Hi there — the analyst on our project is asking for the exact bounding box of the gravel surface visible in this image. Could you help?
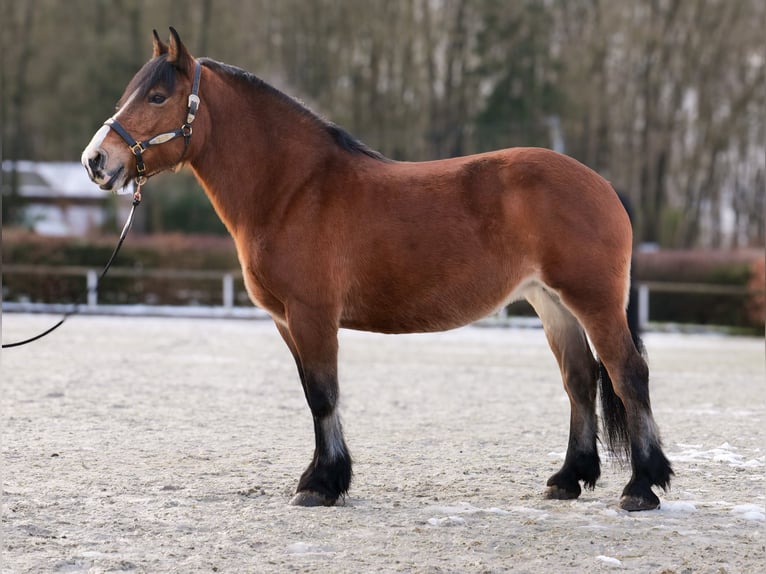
[2,314,764,573]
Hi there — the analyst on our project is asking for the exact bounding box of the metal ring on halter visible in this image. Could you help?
[130,142,146,155]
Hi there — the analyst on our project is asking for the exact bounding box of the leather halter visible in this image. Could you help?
[105,59,202,186]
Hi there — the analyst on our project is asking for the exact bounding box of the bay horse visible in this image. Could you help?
[82,28,672,511]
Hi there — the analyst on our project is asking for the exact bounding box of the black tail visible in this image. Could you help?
[598,358,631,461]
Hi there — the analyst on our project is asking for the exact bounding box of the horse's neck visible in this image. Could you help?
[189,74,333,234]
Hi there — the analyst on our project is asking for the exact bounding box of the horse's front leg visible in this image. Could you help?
[275,316,352,507]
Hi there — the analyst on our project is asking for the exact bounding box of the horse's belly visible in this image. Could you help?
[340,308,470,334]
[340,275,530,334]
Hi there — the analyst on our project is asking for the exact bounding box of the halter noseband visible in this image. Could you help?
[105,59,202,186]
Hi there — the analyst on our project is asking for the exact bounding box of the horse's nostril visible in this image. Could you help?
[88,151,104,172]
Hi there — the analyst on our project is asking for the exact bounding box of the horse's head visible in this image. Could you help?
[82,28,202,193]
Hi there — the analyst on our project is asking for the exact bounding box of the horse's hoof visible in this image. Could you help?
[290,490,336,507]
[545,484,580,500]
[619,493,660,511]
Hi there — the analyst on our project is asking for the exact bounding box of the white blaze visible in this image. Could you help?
[113,89,139,120]
[81,124,111,169]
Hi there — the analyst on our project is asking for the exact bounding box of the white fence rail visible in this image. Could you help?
[2,264,268,320]
[2,264,753,326]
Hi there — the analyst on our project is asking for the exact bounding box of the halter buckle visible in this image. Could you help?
[130,142,146,156]
[187,94,200,124]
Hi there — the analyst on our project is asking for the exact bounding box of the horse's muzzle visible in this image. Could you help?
[81,148,128,193]
[82,124,122,191]
[98,166,125,191]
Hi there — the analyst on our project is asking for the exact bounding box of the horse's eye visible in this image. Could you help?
[149,93,166,105]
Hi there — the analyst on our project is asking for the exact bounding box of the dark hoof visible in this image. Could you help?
[619,492,660,511]
[290,490,337,507]
[545,483,581,500]
[545,470,582,500]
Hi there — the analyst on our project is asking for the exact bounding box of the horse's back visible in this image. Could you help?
[372,146,631,275]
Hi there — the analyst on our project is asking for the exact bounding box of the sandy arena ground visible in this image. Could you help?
[2,314,764,573]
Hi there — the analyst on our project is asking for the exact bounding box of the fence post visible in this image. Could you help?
[638,283,649,330]
[86,269,98,307]
[222,273,234,308]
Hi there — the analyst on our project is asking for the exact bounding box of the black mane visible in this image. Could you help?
[199,58,390,162]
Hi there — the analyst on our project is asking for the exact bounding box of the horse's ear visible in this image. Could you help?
[152,29,169,57]
[167,27,193,73]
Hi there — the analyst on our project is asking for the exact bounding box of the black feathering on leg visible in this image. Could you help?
[295,415,353,504]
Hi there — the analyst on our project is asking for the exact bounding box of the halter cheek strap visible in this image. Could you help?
[106,60,202,185]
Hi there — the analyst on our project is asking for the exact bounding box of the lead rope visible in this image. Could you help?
[2,182,144,349]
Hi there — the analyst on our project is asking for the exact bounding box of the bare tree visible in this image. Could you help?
[2,0,762,246]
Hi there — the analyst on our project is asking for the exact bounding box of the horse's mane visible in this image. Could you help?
[199,58,390,162]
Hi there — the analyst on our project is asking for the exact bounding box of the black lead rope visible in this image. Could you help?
[2,187,143,349]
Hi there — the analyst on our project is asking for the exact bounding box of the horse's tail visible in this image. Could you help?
[598,330,642,462]
[599,191,642,460]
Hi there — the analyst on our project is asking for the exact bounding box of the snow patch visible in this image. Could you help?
[658,500,697,513]
[54,559,93,573]
[509,506,549,518]
[731,504,765,521]
[669,442,764,468]
[427,502,510,516]
[596,555,623,566]
[427,516,466,527]
[286,542,335,556]
[426,501,515,526]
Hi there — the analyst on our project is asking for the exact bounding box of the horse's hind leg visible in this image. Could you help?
[563,295,673,511]
[275,315,352,507]
[526,287,600,500]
